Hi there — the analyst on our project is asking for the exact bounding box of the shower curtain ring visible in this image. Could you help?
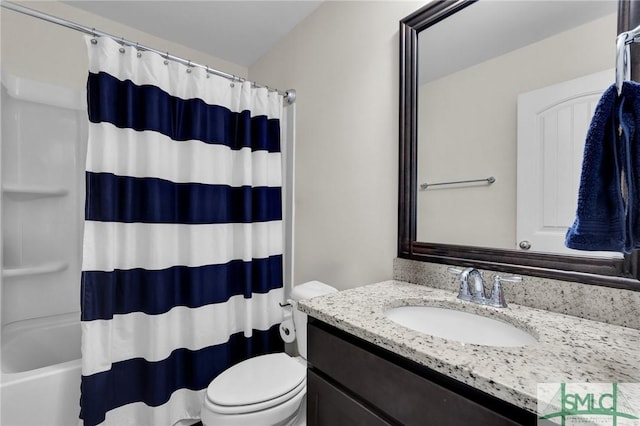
[118,37,125,53]
[135,42,142,58]
[90,28,97,45]
[164,52,169,66]
[186,60,192,73]
[206,66,210,78]
[230,75,235,87]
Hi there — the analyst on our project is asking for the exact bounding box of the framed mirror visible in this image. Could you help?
[399,0,640,290]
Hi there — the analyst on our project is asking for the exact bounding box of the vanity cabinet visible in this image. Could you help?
[306,318,537,426]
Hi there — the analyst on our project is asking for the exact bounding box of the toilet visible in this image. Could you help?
[201,281,338,426]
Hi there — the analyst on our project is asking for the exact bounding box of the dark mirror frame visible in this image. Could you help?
[399,0,640,291]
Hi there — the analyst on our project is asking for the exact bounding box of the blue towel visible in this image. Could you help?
[565,81,640,253]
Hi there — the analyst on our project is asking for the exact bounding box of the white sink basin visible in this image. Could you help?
[385,305,537,347]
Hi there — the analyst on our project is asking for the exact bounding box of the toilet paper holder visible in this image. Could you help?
[279,301,296,343]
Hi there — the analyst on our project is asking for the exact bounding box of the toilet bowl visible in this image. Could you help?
[200,281,337,426]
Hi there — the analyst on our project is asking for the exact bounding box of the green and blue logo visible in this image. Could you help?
[538,383,639,425]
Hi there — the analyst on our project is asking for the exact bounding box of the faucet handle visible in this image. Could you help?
[447,267,463,275]
[487,275,522,308]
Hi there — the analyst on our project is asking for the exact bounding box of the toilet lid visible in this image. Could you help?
[207,353,306,407]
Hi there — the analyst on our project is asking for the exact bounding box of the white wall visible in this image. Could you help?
[417,13,616,249]
[1,1,247,90]
[250,1,423,290]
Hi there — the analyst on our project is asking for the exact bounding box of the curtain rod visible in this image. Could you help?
[1,1,296,104]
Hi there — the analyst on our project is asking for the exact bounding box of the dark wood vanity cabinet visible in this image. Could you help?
[306,318,537,426]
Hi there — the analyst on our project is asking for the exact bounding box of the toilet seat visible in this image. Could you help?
[205,353,306,415]
[206,379,306,415]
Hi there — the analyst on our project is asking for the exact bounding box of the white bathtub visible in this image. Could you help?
[1,312,82,426]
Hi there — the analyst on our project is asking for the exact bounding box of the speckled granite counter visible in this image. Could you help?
[297,280,640,413]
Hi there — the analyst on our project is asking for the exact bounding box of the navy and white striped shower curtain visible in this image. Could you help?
[80,36,285,426]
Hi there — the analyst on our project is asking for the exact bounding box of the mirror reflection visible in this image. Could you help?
[416,1,620,257]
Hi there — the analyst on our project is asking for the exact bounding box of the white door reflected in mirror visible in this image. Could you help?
[516,69,621,259]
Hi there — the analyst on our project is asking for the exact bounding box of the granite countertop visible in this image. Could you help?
[297,280,640,413]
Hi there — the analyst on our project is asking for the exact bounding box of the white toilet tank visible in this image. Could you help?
[289,281,337,359]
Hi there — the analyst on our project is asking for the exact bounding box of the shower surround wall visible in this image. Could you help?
[1,73,87,426]
[1,73,87,325]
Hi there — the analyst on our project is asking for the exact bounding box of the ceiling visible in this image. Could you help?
[64,1,323,67]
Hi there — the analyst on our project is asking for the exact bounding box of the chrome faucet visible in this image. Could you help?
[452,267,482,302]
[466,268,487,301]
[447,267,521,308]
